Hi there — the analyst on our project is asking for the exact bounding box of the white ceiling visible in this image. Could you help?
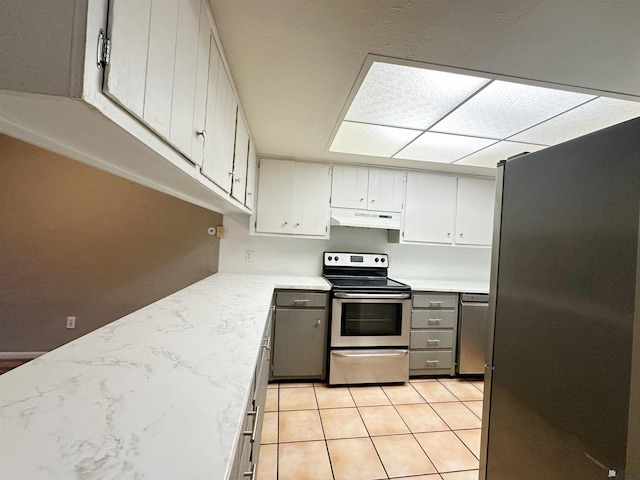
[208,0,640,176]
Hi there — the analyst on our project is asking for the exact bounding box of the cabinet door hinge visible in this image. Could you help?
[97,29,111,69]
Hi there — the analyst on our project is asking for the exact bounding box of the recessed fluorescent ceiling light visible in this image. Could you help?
[329,60,640,167]
[394,132,497,163]
[455,141,547,168]
[331,121,422,157]
[344,62,490,130]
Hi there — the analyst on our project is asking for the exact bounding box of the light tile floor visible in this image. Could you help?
[257,378,484,480]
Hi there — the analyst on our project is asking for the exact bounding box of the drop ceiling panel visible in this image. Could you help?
[394,132,497,163]
[455,140,547,168]
[345,62,490,130]
[510,96,640,145]
[330,121,421,157]
[431,81,595,139]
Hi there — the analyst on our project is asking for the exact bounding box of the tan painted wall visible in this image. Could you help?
[0,134,222,351]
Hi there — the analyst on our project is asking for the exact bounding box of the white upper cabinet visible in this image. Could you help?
[143,0,179,139]
[189,0,212,166]
[403,172,457,244]
[256,159,331,237]
[0,0,256,215]
[368,168,405,212]
[170,0,202,158]
[245,142,258,211]
[104,0,151,118]
[331,165,369,209]
[331,165,405,212]
[402,173,495,246]
[455,177,495,246]
[231,115,250,204]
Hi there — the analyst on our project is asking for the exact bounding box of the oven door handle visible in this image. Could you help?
[332,350,408,358]
[333,292,411,300]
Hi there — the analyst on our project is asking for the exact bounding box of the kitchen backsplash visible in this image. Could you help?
[219,215,491,281]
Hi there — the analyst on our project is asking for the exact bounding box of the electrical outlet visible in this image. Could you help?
[245,250,254,262]
[66,316,76,329]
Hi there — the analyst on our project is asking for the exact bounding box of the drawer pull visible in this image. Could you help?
[243,406,260,443]
[428,318,442,324]
[426,339,441,344]
[262,336,271,350]
[426,359,440,364]
[243,463,257,480]
[430,301,443,306]
[293,299,310,303]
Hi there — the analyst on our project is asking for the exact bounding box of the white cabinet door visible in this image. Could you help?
[169,0,201,157]
[256,159,330,236]
[245,141,257,211]
[292,162,331,236]
[330,165,369,209]
[455,177,495,246]
[231,116,249,203]
[368,168,405,212]
[143,0,179,139]
[403,172,456,244]
[204,55,237,192]
[104,0,151,118]
[189,0,211,166]
[201,39,221,182]
[256,159,295,234]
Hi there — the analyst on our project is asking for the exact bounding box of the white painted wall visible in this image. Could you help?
[219,214,491,281]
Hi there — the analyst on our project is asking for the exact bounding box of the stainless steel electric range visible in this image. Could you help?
[322,252,411,385]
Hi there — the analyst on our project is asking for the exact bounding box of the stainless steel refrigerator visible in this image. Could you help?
[480,117,640,480]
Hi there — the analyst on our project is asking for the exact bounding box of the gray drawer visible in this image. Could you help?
[276,291,328,308]
[413,292,458,309]
[411,310,457,329]
[410,350,453,370]
[410,330,454,349]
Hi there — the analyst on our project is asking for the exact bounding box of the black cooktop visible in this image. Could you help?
[324,275,410,291]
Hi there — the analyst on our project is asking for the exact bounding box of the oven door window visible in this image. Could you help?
[341,303,403,336]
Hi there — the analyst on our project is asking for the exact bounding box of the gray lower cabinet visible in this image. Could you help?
[410,292,458,376]
[229,306,272,480]
[272,290,328,380]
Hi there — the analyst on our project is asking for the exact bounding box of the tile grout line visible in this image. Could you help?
[312,383,337,480]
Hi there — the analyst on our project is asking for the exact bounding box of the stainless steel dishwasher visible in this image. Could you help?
[457,293,489,375]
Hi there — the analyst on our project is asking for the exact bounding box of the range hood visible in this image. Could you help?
[330,208,401,230]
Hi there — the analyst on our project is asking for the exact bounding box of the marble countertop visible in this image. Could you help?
[0,273,329,480]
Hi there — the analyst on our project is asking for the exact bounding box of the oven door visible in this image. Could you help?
[330,292,411,347]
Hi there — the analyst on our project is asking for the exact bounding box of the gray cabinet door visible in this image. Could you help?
[273,308,327,378]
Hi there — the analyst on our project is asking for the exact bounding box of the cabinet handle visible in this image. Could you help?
[447,232,451,237]
[243,406,260,443]
[359,198,365,202]
[235,178,241,183]
[293,299,310,303]
[426,359,440,364]
[430,301,443,306]
[196,129,207,139]
[229,171,234,176]
[283,221,288,226]
[316,319,322,326]
[428,318,442,324]
[243,463,257,480]
[371,199,376,203]
[247,192,252,196]
[459,233,464,237]
[427,339,441,344]
[262,336,271,350]
[294,222,300,227]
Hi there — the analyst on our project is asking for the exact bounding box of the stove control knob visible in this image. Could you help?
[374,257,379,263]
[335,256,339,261]
[328,256,333,261]
[380,258,386,263]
